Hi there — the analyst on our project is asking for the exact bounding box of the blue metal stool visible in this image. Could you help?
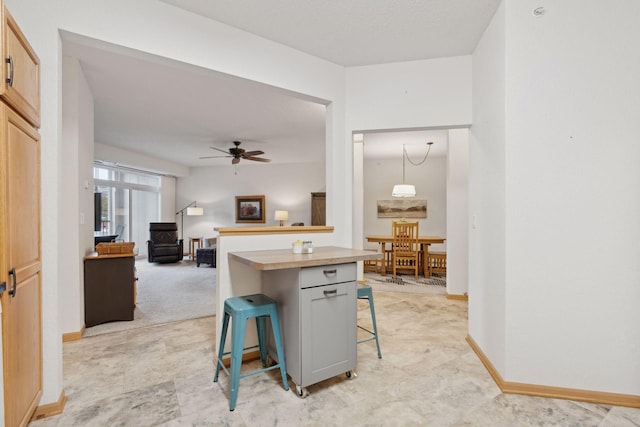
[213,294,289,411]
[357,283,382,358]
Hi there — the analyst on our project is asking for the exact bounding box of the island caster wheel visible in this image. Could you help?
[345,370,357,379]
[295,385,309,398]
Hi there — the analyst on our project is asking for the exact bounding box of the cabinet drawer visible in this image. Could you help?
[300,263,356,289]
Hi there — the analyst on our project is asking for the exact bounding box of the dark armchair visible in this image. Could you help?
[147,222,184,263]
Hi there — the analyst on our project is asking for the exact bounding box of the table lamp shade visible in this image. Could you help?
[274,210,289,221]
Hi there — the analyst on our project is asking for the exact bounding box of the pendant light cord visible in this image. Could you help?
[402,144,407,183]
[404,142,433,166]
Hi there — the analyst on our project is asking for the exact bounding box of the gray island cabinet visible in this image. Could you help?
[228,246,381,397]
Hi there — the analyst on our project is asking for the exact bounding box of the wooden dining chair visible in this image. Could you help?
[363,250,383,274]
[391,220,420,280]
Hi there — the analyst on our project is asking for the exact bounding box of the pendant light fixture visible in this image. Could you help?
[392,142,434,197]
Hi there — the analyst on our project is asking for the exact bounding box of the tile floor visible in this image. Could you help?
[30,290,640,426]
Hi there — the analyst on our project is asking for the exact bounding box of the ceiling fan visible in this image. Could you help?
[199,141,271,164]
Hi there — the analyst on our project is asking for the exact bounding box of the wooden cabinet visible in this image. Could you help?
[83,254,136,327]
[263,263,357,394]
[0,7,40,128]
[299,265,356,387]
[0,4,41,427]
[311,192,326,226]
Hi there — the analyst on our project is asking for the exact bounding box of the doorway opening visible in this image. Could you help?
[354,127,469,297]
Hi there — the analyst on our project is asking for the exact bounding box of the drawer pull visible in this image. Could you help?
[323,289,337,297]
[323,269,337,275]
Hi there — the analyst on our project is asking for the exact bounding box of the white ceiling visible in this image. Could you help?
[363,130,450,160]
[63,33,327,168]
[159,0,501,67]
[63,1,499,169]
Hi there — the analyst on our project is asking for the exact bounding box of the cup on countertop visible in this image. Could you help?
[292,241,303,254]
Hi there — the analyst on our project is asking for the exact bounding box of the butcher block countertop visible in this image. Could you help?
[228,246,382,271]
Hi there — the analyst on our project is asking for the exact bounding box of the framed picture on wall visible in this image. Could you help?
[235,195,266,223]
[377,199,427,218]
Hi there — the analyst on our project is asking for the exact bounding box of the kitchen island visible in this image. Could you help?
[228,246,381,397]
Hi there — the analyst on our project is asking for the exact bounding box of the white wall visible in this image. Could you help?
[503,0,640,393]
[6,0,348,407]
[469,0,507,375]
[60,56,95,334]
[446,129,468,296]
[160,176,177,222]
[346,56,472,131]
[470,0,640,395]
[94,142,189,178]
[176,162,325,239]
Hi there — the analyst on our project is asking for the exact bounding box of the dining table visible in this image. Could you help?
[365,235,445,277]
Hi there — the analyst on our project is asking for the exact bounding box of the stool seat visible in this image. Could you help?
[225,293,276,314]
[357,283,382,359]
[214,294,289,411]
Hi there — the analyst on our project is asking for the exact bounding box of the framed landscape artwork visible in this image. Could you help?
[236,195,266,223]
[377,199,427,218]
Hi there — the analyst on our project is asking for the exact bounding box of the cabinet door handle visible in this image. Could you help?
[8,268,16,297]
[323,269,337,275]
[323,289,337,297]
[5,56,13,86]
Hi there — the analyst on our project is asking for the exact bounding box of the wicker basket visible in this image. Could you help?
[95,241,135,255]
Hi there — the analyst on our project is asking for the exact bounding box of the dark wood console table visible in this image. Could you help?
[83,252,136,327]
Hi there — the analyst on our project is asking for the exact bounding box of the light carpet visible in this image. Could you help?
[83,259,216,337]
[363,272,446,294]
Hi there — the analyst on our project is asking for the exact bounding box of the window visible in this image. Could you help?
[94,164,161,257]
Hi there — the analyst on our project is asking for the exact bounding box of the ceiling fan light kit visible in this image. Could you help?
[199,140,272,164]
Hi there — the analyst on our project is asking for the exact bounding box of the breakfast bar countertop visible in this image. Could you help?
[228,246,382,271]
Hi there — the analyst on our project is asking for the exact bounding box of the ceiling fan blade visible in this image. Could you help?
[204,142,269,163]
[241,150,264,157]
[199,155,232,159]
[210,146,232,155]
[244,156,271,163]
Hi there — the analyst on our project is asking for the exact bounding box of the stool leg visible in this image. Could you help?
[255,316,267,367]
[368,295,382,359]
[269,308,289,390]
[213,311,230,382]
[229,315,247,411]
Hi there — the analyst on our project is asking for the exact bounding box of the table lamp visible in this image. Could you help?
[275,210,289,226]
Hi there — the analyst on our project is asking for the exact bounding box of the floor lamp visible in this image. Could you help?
[176,201,204,240]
